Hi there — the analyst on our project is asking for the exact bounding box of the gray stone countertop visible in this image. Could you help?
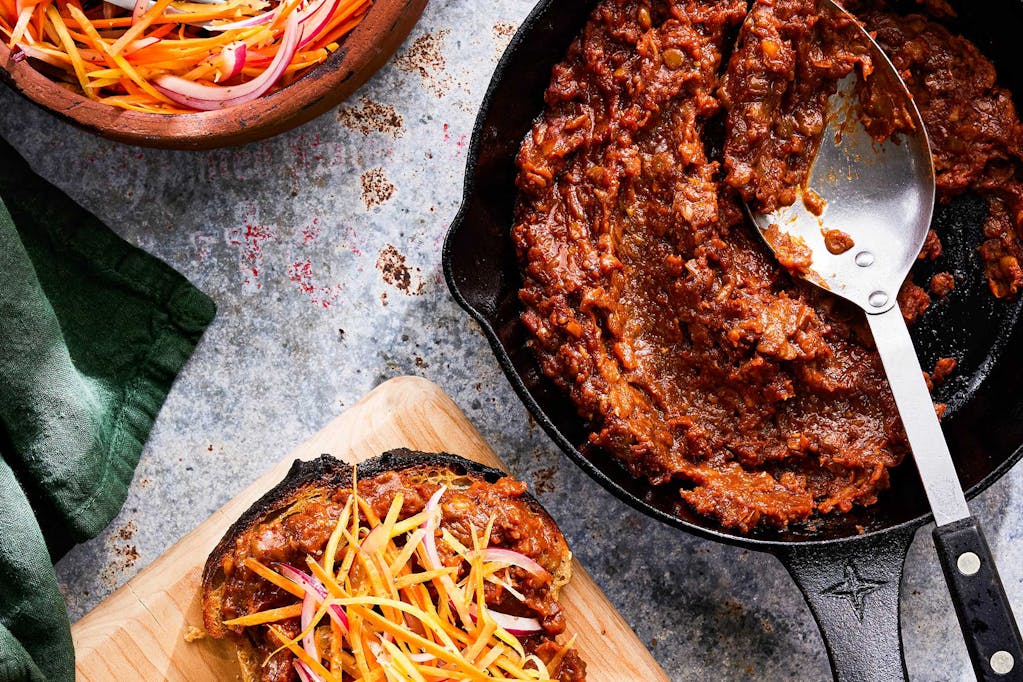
[2,1,1021,679]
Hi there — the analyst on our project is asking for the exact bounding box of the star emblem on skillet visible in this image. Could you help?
[822,560,887,620]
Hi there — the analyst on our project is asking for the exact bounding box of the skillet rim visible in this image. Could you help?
[441,0,1023,551]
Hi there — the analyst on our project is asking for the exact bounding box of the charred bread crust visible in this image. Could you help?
[202,449,571,639]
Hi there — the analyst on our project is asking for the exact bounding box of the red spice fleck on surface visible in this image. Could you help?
[441,123,468,154]
[287,258,343,309]
[228,213,276,290]
[289,260,316,293]
[301,218,321,244]
[195,234,218,264]
[288,132,326,170]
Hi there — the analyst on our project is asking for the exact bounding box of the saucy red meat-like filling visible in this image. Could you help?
[720,0,872,213]
[513,0,1023,531]
[218,471,583,681]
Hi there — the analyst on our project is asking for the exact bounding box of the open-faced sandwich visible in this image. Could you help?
[201,449,586,681]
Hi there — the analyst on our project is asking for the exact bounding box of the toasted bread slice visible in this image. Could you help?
[201,449,582,681]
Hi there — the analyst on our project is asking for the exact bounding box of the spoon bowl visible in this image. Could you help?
[748,12,935,314]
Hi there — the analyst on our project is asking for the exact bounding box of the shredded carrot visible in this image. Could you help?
[1,0,371,112]
[307,0,362,48]
[109,0,174,55]
[222,603,303,627]
[243,557,305,599]
[43,5,92,95]
[223,473,577,681]
[0,0,15,23]
[66,3,170,101]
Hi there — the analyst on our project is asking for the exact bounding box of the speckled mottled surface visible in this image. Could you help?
[2,1,1022,680]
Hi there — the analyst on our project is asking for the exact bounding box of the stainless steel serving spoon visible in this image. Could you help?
[746,2,1023,678]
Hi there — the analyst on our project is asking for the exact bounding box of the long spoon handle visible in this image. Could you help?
[867,307,968,524]
[867,306,1023,680]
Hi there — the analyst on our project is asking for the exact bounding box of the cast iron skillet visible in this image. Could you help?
[443,1,1023,679]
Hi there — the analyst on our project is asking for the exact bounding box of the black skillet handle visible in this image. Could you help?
[933,516,1023,680]
[776,527,915,682]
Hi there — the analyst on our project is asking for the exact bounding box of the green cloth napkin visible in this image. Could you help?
[0,137,216,682]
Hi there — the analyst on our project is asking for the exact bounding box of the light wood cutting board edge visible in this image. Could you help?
[71,375,669,681]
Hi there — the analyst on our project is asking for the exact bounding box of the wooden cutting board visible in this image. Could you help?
[72,376,669,681]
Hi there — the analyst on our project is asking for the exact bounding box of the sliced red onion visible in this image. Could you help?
[13,43,64,67]
[204,0,325,33]
[420,486,446,570]
[490,609,542,636]
[240,49,274,67]
[276,564,323,595]
[153,10,299,110]
[300,588,318,662]
[275,563,349,633]
[296,0,336,49]
[292,660,324,682]
[101,0,134,9]
[131,0,147,24]
[123,36,160,54]
[476,548,550,579]
[327,604,348,633]
[407,652,436,663]
[218,41,246,81]
[467,603,542,636]
[100,0,220,11]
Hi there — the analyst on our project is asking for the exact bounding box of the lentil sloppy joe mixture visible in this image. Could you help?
[513,0,1023,531]
[212,460,584,681]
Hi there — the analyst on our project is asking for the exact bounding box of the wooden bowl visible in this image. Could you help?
[0,0,428,149]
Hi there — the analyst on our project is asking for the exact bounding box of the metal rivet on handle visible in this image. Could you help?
[868,291,889,308]
[957,551,981,576]
[991,650,1015,675]
[854,251,874,267]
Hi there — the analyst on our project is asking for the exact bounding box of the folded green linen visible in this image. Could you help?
[0,137,215,681]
